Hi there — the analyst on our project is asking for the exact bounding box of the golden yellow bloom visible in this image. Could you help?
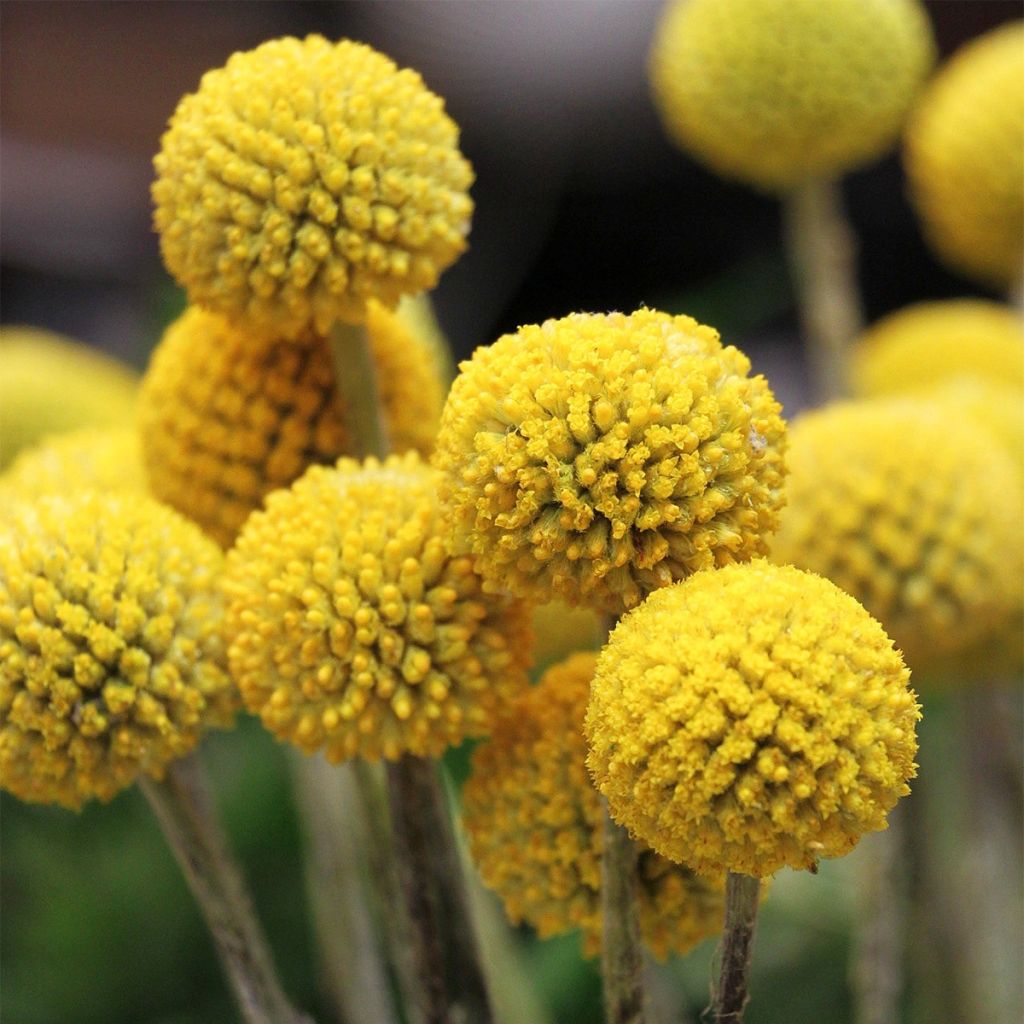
[585,562,918,877]
[650,0,934,190]
[433,309,786,613]
[0,327,138,470]
[153,35,474,338]
[464,652,725,958]
[925,377,1024,473]
[0,492,234,810]
[224,452,531,762]
[770,400,1023,671]
[905,22,1024,289]
[139,303,444,548]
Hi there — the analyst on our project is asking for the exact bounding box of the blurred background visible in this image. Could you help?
[1,2,1020,1022]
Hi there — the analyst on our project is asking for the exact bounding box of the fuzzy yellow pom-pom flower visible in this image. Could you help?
[851,299,1024,397]
[905,22,1024,289]
[585,562,918,877]
[464,652,725,959]
[224,452,531,762]
[153,35,474,338]
[649,0,934,191]
[0,327,138,470]
[0,492,233,810]
[433,308,786,613]
[770,401,1023,671]
[139,302,445,548]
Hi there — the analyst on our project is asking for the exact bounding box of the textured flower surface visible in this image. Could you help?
[433,309,786,613]
[139,302,444,548]
[770,400,1023,671]
[224,452,531,761]
[585,562,918,877]
[0,492,233,810]
[905,22,1024,288]
[464,652,725,959]
[650,0,934,190]
[153,35,474,337]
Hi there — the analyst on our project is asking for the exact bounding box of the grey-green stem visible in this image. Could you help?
[712,871,762,1024]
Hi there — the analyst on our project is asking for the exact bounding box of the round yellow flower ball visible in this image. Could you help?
[0,492,234,810]
[433,308,787,613]
[224,452,532,762]
[139,302,445,548]
[905,22,1024,289]
[650,0,935,190]
[153,35,474,338]
[585,562,918,877]
[464,652,725,959]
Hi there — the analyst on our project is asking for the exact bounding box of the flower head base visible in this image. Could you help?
[585,562,918,878]
[153,35,474,338]
[0,492,233,809]
[464,652,725,959]
[224,452,532,762]
[433,309,786,613]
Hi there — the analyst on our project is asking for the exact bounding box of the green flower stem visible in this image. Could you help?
[712,871,762,1024]
[140,754,311,1024]
[328,320,390,461]
[783,177,865,402]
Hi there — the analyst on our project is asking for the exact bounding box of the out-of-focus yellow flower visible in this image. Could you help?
[224,452,531,762]
[153,35,474,338]
[396,292,457,386]
[650,0,934,190]
[585,562,918,878]
[433,309,786,613]
[530,602,603,669]
[0,492,234,810]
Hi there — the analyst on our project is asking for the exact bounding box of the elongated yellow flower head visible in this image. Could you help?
[433,309,787,613]
[139,303,445,548]
[0,492,234,809]
[0,327,138,470]
[770,401,1024,670]
[650,0,934,190]
[585,562,918,877]
[905,22,1024,289]
[851,299,1024,397]
[224,452,532,762]
[464,652,725,958]
[153,35,474,338]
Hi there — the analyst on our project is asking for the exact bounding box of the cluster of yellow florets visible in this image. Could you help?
[0,492,234,809]
[223,452,531,762]
[585,561,918,878]
[649,0,934,190]
[153,35,474,338]
[464,652,725,958]
[433,309,787,613]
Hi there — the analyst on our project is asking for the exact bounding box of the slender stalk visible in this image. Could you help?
[328,320,389,460]
[712,872,761,1024]
[140,754,310,1024]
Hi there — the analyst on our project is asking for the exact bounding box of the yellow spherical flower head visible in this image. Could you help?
[139,303,445,548]
[585,562,918,878]
[905,22,1024,289]
[433,309,787,613]
[0,492,234,810]
[650,0,934,191]
[464,652,725,959]
[153,35,474,338]
[770,400,1023,671]
[851,299,1024,397]
[224,452,531,762]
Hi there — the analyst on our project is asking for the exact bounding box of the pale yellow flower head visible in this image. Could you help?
[585,562,918,878]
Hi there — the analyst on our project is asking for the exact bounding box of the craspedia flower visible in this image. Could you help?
[153,35,474,338]
[585,562,918,877]
[531,601,603,669]
[649,0,934,191]
[0,492,234,810]
[905,22,1024,289]
[433,308,787,613]
[464,652,725,959]
[139,302,445,548]
[224,451,531,762]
